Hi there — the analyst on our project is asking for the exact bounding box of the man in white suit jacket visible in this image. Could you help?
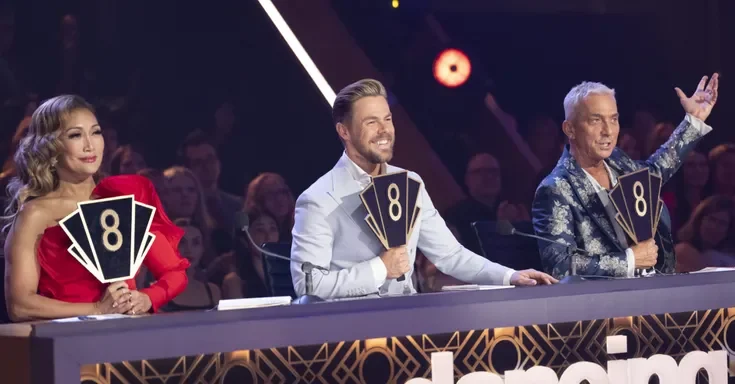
[291,79,556,299]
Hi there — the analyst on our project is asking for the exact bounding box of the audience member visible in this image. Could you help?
[527,115,563,169]
[675,195,735,272]
[244,172,295,241]
[0,116,30,191]
[631,109,657,147]
[109,144,147,175]
[99,124,119,175]
[645,122,676,156]
[662,150,710,235]
[161,219,221,312]
[414,250,463,293]
[444,152,529,254]
[55,14,96,96]
[136,168,166,197]
[220,211,280,299]
[707,143,735,197]
[617,131,641,160]
[178,131,241,238]
[162,166,217,262]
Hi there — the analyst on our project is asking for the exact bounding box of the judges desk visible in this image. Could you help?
[2,272,735,384]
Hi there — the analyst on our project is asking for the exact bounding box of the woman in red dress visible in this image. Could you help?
[3,95,189,322]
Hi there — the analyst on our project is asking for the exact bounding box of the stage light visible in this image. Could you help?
[433,48,471,88]
[257,0,336,106]
[392,0,399,8]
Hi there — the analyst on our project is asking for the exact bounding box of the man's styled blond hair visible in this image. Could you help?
[332,79,387,125]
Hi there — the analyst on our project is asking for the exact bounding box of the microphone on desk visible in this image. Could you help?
[235,211,327,304]
[494,220,612,283]
[495,220,590,257]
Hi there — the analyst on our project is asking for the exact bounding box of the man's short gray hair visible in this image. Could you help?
[563,81,615,120]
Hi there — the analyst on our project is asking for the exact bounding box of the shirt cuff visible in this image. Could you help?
[625,248,636,278]
[369,257,388,288]
[685,113,713,135]
[502,269,516,286]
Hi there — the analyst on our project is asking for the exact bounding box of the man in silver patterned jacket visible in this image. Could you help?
[532,74,719,279]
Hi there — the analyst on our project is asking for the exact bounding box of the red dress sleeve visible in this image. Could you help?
[139,231,189,312]
[93,175,191,312]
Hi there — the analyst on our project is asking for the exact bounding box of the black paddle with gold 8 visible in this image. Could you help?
[360,171,422,282]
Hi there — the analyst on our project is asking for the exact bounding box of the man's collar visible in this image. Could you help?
[341,151,386,182]
[581,161,617,192]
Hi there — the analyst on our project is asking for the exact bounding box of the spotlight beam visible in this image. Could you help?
[257,0,337,107]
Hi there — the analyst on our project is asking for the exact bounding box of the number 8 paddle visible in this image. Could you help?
[100,209,123,252]
[633,181,647,217]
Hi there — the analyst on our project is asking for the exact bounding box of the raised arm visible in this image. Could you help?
[290,193,383,299]
[4,204,129,322]
[639,115,711,184]
[640,74,719,183]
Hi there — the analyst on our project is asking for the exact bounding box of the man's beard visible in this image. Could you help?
[355,139,394,165]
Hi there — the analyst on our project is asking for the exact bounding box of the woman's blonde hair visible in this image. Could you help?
[162,166,216,232]
[244,172,294,233]
[2,95,95,231]
[163,166,217,266]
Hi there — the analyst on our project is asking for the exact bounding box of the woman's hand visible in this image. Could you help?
[126,291,152,315]
[94,281,132,314]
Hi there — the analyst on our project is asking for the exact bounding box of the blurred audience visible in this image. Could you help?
[707,144,735,197]
[99,124,119,175]
[645,122,676,157]
[136,168,166,196]
[444,152,529,254]
[675,195,735,272]
[662,151,710,235]
[179,131,241,241]
[0,116,30,193]
[220,211,280,299]
[526,115,563,169]
[618,131,641,160]
[161,219,221,311]
[631,109,657,148]
[109,144,147,175]
[162,166,218,263]
[244,172,295,241]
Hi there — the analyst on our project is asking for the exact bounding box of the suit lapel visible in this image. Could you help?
[328,160,363,227]
[559,147,624,251]
[328,157,393,256]
[606,148,642,176]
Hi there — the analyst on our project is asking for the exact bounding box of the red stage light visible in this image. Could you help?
[433,48,471,88]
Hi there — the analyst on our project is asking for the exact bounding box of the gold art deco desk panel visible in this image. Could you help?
[2,272,735,384]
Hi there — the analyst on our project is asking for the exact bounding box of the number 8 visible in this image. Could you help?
[633,181,647,217]
[387,183,402,221]
[100,209,123,252]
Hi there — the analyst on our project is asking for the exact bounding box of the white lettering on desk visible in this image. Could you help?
[405,335,727,384]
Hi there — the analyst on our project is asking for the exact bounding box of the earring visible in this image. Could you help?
[50,158,58,169]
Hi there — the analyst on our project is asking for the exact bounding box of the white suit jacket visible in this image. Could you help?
[290,153,515,299]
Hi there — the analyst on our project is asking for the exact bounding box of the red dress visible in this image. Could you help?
[36,175,190,312]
